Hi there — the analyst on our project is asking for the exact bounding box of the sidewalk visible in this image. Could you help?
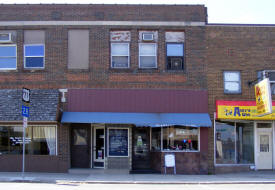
[0,169,274,184]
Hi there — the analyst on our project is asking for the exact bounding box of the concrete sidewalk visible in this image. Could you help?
[0,170,274,184]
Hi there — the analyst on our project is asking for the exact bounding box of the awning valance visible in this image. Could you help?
[61,112,212,127]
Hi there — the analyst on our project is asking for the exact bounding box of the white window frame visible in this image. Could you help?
[0,124,58,156]
[111,43,130,68]
[223,71,241,94]
[0,44,17,70]
[107,127,129,157]
[139,43,157,69]
[24,44,45,69]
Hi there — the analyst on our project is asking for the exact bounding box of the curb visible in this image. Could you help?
[1,179,275,185]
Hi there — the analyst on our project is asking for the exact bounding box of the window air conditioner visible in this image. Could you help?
[142,33,154,41]
[267,71,275,82]
[0,33,12,43]
[170,58,183,70]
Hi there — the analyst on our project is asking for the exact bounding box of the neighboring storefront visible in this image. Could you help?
[61,88,212,174]
[215,100,275,173]
[0,89,66,172]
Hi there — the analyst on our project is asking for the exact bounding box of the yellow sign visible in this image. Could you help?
[255,78,272,116]
[216,100,275,120]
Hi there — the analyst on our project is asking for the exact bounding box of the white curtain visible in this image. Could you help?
[43,127,56,155]
[33,126,56,155]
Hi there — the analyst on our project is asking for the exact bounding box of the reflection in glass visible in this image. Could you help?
[236,122,254,164]
[162,126,198,151]
[215,122,235,164]
[0,126,56,155]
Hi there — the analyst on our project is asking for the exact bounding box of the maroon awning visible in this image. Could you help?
[67,89,208,113]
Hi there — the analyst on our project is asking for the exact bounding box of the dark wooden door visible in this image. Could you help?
[71,126,90,168]
[132,127,151,170]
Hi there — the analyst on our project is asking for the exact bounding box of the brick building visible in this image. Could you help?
[207,25,275,173]
[0,4,274,174]
[0,4,211,174]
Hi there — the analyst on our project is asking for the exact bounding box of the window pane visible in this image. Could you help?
[236,122,254,164]
[140,56,156,68]
[167,44,183,56]
[0,126,23,155]
[215,122,236,164]
[0,46,16,57]
[271,83,275,95]
[112,56,129,68]
[31,126,56,155]
[0,58,16,69]
[111,43,129,55]
[224,72,240,81]
[163,126,199,151]
[0,126,56,155]
[151,128,161,151]
[139,44,155,55]
[25,57,44,68]
[25,45,44,56]
[225,81,240,92]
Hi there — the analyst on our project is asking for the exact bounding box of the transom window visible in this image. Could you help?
[24,44,45,68]
[139,43,157,68]
[224,71,241,94]
[111,43,129,68]
[0,45,17,70]
[166,43,184,70]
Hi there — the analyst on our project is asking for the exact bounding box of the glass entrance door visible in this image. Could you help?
[93,127,105,168]
[132,127,151,170]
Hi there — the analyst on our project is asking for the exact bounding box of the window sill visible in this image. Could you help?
[152,150,199,153]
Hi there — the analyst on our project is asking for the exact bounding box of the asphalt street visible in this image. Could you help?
[1,183,275,190]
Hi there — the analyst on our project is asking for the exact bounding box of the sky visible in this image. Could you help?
[1,0,275,24]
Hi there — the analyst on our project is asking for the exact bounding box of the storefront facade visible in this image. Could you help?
[214,100,275,173]
[61,89,211,174]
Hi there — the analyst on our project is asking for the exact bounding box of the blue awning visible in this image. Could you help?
[61,112,212,127]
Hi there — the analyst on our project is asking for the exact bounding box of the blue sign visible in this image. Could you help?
[22,105,30,117]
[108,129,128,156]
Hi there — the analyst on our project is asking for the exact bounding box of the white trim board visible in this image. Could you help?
[0,21,205,26]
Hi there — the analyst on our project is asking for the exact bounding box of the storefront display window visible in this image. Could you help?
[151,126,199,152]
[163,126,199,151]
[236,123,254,164]
[151,128,161,151]
[0,125,57,155]
[215,121,254,164]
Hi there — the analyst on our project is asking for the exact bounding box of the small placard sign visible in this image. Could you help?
[165,154,175,167]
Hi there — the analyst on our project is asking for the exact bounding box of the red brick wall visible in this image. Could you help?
[0,4,207,22]
[206,25,275,173]
[0,26,207,91]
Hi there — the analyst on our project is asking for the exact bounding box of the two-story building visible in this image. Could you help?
[0,4,211,174]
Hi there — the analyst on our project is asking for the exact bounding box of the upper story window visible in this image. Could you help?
[258,70,275,95]
[224,71,241,94]
[110,31,131,69]
[111,43,129,68]
[166,43,184,70]
[24,44,45,68]
[139,31,158,69]
[24,30,45,69]
[165,32,185,70]
[68,30,89,70]
[0,45,17,70]
[139,43,157,68]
